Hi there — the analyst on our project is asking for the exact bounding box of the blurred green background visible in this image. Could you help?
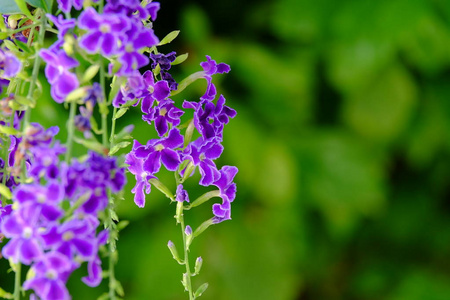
[4,0,450,299]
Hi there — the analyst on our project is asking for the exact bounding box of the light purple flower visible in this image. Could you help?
[40,49,79,103]
[212,166,238,223]
[78,7,130,56]
[125,150,154,208]
[200,55,230,101]
[0,49,22,78]
[176,184,189,203]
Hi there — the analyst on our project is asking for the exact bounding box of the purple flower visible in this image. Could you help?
[117,23,158,75]
[200,55,230,101]
[47,14,76,40]
[133,128,184,175]
[0,49,22,78]
[125,151,155,208]
[142,99,184,137]
[176,184,189,203]
[182,137,223,186]
[150,52,178,90]
[113,71,146,107]
[78,7,130,56]
[40,49,79,103]
[212,166,238,223]
[23,251,72,300]
[56,0,83,13]
[183,95,236,140]
[140,70,170,112]
[105,0,159,21]
[1,204,43,264]
[41,219,96,260]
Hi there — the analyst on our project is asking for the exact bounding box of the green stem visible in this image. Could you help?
[13,262,21,300]
[179,208,194,299]
[65,101,77,163]
[24,11,47,127]
[109,107,117,146]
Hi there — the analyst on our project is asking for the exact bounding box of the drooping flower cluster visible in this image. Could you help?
[0,130,126,299]
[123,55,238,222]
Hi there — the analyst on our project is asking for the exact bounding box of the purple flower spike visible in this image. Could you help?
[78,7,130,56]
[40,49,79,103]
[23,251,72,300]
[133,128,184,175]
[0,49,22,78]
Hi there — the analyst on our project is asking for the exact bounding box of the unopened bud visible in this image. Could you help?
[193,256,203,276]
[167,240,182,264]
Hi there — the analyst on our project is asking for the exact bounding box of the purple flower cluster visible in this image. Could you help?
[123,55,238,222]
[0,126,126,299]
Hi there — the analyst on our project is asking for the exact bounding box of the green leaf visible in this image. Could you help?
[0,125,21,136]
[0,0,21,14]
[158,30,180,46]
[108,141,131,155]
[14,95,35,108]
[81,64,100,84]
[113,107,128,120]
[14,39,31,53]
[194,283,209,298]
[25,0,52,12]
[74,137,108,154]
[172,53,189,65]
[2,39,20,54]
[187,190,221,209]
[0,286,13,299]
[0,184,12,200]
[148,178,174,201]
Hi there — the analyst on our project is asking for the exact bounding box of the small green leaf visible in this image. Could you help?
[172,53,188,65]
[158,30,180,46]
[0,125,21,136]
[187,190,220,209]
[81,64,100,84]
[2,39,20,54]
[148,178,174,201]
[194,283,208,298]
[13,0,34,20]
[113,107,128,120]
[14,95,35,108]
[0,184,12,200]
[74,137,108,154]
[109,141,131,155]
[117,220,129,231]
[0,286,13,299]
[14,39,31,53]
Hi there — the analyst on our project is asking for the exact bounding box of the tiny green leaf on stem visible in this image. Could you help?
[113,107,128,120]
[172,53,188,66]
[12,0,34,20]
[194,283,208,298]
[108,141,131,155]
[0,183,12,200]
[193,219,214,238]
[158,30,180,46]
[187,190,221,209]
[149,178,174,201]
[0,125,21,136]
[0,286,13,299]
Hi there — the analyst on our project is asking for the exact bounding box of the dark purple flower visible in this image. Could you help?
[0,49,22,78]
[125,151,154,208]
[78,7,130,56]
[133,128,184,174]
[74,106,92,132]
[200,55,230,101]
[150,52,178,90]
[212,166,238,223]
[183,95,236,141]
[40,49,79,103]
[142,99,184,137]
[140,70,170,112]
[23,251,72,300]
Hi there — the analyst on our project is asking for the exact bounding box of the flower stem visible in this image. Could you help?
[65,101,77,163]
[179,206,194,300]
[13,262,21,300]
[24,11,47,127]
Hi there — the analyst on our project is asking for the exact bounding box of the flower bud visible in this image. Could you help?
[185,225,192,236]
[193,256,203,276]
[167,240,182,264]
